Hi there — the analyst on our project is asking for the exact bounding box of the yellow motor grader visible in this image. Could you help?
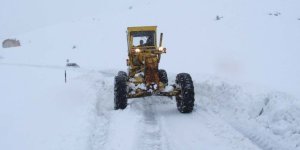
[114,26,195,113]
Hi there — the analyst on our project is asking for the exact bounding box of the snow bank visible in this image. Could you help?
[194,77,300,150]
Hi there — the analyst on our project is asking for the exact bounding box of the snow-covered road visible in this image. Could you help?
[1,63,299,150]
[86,72,259,150]
[80,70,295,150]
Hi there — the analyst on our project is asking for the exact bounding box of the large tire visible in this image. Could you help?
[158,69,168,85]
[114,74,128,110]
[118,71,127,78]
[175,73,195,113]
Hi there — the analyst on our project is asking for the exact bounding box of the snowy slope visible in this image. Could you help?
[1,0,300,150]
[2,0,300,97]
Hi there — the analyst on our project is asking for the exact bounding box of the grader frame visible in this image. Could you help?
[114,26,195,113]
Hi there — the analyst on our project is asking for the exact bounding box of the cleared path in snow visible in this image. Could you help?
[88,71,262,150]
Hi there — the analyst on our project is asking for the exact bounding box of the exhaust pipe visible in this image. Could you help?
[159,33,163,47]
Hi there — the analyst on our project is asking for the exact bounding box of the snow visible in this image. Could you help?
[1,0,300,150]
[196,78,300,150]
[162,85,174,92]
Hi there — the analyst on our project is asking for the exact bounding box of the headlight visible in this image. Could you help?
[158,47,164,51]
[158,47,166,52]
[135,48,141,53]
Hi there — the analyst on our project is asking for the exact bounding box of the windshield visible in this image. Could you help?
[131,31,155,47]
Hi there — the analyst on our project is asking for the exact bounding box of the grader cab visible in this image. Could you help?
[114,26,195,113]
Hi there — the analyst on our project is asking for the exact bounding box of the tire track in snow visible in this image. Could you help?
[194,109,262,150]
[87,72,263,150]
[89,72,142,150]
[88,74,114,150]
[156,100,261,150]
[135,98,164,150]
[88,97,111,150]
[229,122,294,150]
[194,81,295,150]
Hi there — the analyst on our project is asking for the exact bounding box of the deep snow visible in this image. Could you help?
[1,0,300,150]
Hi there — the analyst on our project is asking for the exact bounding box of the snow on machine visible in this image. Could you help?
[114,26,195,113]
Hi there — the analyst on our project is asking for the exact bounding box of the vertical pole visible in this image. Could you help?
[65,70,67,83]
[159,33,163,47]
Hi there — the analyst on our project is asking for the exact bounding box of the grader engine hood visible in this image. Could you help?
[144,53,159,86]
[127,26,166,78]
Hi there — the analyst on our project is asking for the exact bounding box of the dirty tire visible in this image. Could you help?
[158,69,168,85]
[114,74,128,110]
[175,73,195,113]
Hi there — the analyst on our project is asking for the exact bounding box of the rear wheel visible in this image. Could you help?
[114,74,128,110]
[158,69,168,85]
[175,73,195,113]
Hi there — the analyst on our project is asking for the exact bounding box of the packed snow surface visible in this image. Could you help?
[1,0,300,150]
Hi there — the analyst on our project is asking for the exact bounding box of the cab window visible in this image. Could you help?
[131,31,155,47]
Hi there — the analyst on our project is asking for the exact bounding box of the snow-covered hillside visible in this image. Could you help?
[1,0,300,150]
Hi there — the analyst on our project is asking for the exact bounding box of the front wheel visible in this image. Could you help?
[175,73,195,113]
[158,69,168,85]
[114,74,128,110]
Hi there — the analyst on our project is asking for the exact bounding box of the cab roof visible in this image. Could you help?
[127,26,157,32]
